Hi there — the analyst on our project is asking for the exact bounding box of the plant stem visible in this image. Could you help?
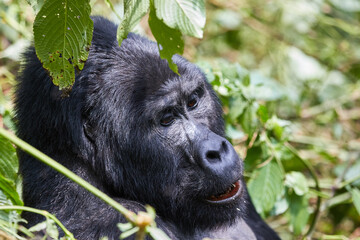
[0,128,133,222]
[0,205,74,239]
[339,174,360,189]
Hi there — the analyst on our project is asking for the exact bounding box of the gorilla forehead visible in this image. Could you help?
[145,72,205,109]
[114,41,207,113]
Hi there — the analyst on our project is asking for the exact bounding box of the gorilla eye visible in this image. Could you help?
[160,112,175,126]
[187,95,198,109]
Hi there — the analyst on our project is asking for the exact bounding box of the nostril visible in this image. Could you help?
[206,150,221,163]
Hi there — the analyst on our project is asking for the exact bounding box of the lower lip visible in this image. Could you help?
[205,180,242,205]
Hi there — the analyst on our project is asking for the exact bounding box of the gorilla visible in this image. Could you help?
[15,17,280,240]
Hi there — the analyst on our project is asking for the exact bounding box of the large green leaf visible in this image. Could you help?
[248,161,284,215]
[117,0,150,46]
[33,0,93,89]
[153,0,205,38]
[149,4,184,74]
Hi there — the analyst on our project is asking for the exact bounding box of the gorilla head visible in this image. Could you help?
[16,17,278,239]
[81,23,244,232]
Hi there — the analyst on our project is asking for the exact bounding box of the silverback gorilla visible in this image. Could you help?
[15,17,280,240]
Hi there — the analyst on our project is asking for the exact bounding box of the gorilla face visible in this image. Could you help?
[132,67,244,231]
[82,42,245,231]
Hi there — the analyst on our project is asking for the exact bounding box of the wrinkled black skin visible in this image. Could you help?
[15,17,280,240]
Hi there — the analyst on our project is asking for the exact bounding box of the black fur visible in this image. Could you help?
[15,17,280,240]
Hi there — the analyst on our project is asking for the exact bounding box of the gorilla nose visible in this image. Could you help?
[197,132,241,176]
[205,141,228,163]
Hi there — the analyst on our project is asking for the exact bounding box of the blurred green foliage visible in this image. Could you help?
[1,0,360,239]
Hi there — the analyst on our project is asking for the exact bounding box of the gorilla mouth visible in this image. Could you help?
[206,180,241,204]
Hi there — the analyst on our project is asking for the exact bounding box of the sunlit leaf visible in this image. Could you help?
[285,171,309,196]
[46,219,59,239]
[117,0,150,45]
[153,0,205,38]
[28,221,47,232]
[271,197,289,215]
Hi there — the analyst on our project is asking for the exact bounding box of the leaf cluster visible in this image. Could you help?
[30,0,206,89]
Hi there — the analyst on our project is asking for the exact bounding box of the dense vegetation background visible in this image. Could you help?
[0,0,360,239]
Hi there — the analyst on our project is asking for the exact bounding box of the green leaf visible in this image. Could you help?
[0,177,23,206]
[145,205,156,220]
[33,0,93,89]
[287,193,309,235]
[117,222,133,232]
[244,145,262,172]
[28,221,47,232]
[228,95,247,121]
[239,103,259,137]
[351,188,360,216]
[265,116,291,141]
[225,125,245,140]
[117,0,150,46]
[0,136,18,182]
[257,105,269,123]
[2,110,16,133]
[46,218,59,239]
[242,74,250,87]
[153,0,205,38]
[271,197,289,215]
[0,137,22,206]
[120,226,139,239]
[26,0,45,13]
[248,161,284,215]
[148,3,184,74]
[334,162,360,187]
[196,61,215,83]
[285,171,309,196]
[147,226,171,240]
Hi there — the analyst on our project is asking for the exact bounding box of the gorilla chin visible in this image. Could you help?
[15,16,280,240]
